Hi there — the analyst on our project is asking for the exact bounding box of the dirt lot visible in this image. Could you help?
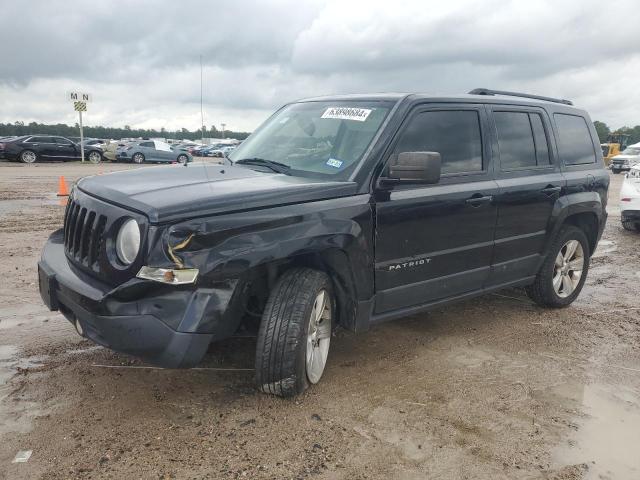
[0,161,639,480]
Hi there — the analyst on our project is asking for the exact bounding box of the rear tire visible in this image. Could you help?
[526,225,590,308]
[612,169,620,174]
[255,268,333,397]
[88,150,102,164]
[20,150,37,164]
[177,154,188,163]
[622,220,640,232]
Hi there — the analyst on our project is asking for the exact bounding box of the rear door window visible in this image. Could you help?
[28,136,53,143]
[554,114,596,165]
[494,111,551,170]
[494,112,536,169]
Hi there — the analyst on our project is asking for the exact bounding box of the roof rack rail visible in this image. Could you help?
[468,88,573,106]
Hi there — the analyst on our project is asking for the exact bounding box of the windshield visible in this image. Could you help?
[622,147,640,156]
[229,101,393,179]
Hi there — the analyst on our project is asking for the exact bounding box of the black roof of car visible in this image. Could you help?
[297,89,579,109]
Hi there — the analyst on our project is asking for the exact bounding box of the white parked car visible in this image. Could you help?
[621,164,640,232]
[611,142,640,174]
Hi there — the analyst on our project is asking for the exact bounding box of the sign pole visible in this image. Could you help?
[79,109,85,163]
[68,92,91,163]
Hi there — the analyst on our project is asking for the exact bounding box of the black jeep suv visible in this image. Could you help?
[38,89,609,397]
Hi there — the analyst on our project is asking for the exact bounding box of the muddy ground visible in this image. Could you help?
[0,161,639,480]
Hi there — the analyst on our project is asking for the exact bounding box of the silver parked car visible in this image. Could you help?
[115,140,192,164]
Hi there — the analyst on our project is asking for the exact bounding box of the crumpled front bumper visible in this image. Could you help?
[38,230,241,368]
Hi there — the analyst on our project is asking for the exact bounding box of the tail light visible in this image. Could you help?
[621,198,631,202]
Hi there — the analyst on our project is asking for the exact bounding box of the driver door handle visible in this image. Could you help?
[465,194,493,207]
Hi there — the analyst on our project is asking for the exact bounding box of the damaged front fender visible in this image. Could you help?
[145,194,376,331]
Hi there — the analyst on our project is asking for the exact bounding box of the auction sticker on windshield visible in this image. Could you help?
[321,107,372,122]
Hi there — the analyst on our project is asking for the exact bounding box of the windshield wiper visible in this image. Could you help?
[234,157,291,174]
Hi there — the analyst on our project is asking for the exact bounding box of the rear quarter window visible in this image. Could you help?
[554,114,596,165]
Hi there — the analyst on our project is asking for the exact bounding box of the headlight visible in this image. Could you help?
[115,219,140,265]
[137,266,199,285]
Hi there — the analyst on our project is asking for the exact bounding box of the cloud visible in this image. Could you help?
[1,0,639,131]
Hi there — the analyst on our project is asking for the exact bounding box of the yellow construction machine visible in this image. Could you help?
[601,133,630,165]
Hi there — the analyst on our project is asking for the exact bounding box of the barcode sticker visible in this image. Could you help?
[321,107,372,122]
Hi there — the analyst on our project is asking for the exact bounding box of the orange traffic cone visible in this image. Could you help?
[57,176,69,196]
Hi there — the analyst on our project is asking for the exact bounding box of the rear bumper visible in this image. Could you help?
[37,230,243,368]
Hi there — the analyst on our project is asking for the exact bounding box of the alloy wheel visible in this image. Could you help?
[21,151,36,163]
[305,289,332,384]
[88,151,101,164]
[552,240,584,298]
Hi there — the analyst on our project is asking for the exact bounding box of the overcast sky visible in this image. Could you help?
[1,0,639,132]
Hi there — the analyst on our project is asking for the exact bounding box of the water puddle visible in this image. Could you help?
[551,382,640,479]
[593,239,617,257]
[0,196,62,216]
[0,345,49,436]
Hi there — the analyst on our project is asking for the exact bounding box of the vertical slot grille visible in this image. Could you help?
[63,199,108,273]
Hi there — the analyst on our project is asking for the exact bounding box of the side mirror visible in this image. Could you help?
[388,151,441,184]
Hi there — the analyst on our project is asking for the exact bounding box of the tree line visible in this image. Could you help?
[0,121,251,141]
[593,121,640,145]
[2,119,640,146]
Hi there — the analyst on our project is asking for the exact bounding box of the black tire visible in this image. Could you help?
[255,268,333,397]
[132,152,145,164]
[177,154,188,163]
[612,169,620,174]
[526,225,590,308]
[622,220,640,232]
[20,149,37,164]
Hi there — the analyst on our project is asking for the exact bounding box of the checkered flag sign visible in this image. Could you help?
[74,101,87,112]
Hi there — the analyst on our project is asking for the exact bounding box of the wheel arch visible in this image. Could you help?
[239,248,359,332]
[547,194,603,258]
[563,212,599,255]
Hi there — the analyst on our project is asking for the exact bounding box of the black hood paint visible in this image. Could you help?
[77,164,357,223]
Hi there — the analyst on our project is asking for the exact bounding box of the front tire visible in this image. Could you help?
[526,225,590,308]
[20,150,37,164]
[132,153,145,164]
[255,268,333,397]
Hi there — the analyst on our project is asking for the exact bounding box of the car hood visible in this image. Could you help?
[77,164,357,223]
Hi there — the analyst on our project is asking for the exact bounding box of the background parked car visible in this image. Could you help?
[0,135,103,163]
[208,145,237,157]
[102,140,131,162]
[81,138,108,149]
[115,140,192,164]
[621,164,640,231]
[611,142,640,173]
